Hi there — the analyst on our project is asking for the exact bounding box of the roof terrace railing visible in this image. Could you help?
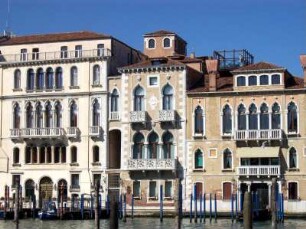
[0,48,111,63]
[213,49,254,70]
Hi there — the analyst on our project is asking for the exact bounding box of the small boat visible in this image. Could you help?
[38,201,58,220]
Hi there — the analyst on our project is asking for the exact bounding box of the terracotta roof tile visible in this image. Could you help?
[119,57,185,71]
[0,31,111,46]
[144,30,176,36]
[232,62,284,72]
[285,76,304,89]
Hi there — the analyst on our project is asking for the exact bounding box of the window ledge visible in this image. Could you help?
[222,169,234,172]
[287,132,299,136]
[133,196,141,200]
[193,168,205,172]
[70,163,79,166]
[45,88,53,92]
[26,89,34,93]
[288,168,299,172]
[193,133,205,138]
[148,197,158,201]
[54,88,64,91]
[288,199,301,202]
[92,84,102,88]
[164,197,173,201]
[13,88,22,92]
[12,163,21,167]
[221,133,233,138]
[92,162,101,166]
[69,86,80,89]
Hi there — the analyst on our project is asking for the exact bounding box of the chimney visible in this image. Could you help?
[300,55,306,87]
[205,59,218,91]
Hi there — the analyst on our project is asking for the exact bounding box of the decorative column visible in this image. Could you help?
[37,146,40,164]
[247,183,251,192]
[268,183,272,208]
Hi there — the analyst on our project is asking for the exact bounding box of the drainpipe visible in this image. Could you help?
[87,61,92,188]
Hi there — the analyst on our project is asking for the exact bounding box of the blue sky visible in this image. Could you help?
[0,0,305,76]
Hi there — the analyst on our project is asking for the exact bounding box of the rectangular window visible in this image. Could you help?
[25,147,31,163]
[20,49,27,61]
[32,148,37,163]
[39,148,45,163]
[272,74,281,85]
[148,76,159,87]
[133,181,141,198]
[260,75,269,85]
[61,147,66,163]
[288,182,298,200]
[165,181,172,198]
[61,46,68,59]
[12,175,20,188]
[54,147,60,163]
[71,174,80,188]
[97,44,104,56]
[47,147,52,163]
[271,158,279,165]
[13,149,19,164]
[75,45,82,58]
[240,158,249,166]
[223,182,232,200]
[32,48,39,60]
[149,181,157,199]
[93,174,101,186]
[194,182,203,199]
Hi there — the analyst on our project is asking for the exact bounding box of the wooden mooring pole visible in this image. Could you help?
[109,196,118,229]
[95,180,100,229]
[271,178,277,229]
[122,194,127,223]
[243,192,252,229]
[4,185,8,220]
[174,178,181,229]
[14,183,20,229]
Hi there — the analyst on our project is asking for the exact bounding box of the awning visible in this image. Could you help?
[237,147,279,158]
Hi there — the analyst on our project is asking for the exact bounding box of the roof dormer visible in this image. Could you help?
[231,62,286,91]
[143,30,187,58]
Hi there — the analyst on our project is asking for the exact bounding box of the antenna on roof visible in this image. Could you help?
[4,0,12,37]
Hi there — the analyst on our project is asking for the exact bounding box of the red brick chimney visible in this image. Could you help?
[205,59,218,91]
[300,55,306,87]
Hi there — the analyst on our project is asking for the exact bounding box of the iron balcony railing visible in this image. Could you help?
[10,128,21,138]
[159,110,176,122]
[0,48,111,63]
[130,111,147,123]
[235,129,282,141]
[12,127,66,138]
[127,159,176,170]
[237,166,280,177]
[89,126,101,137]
[110,111,120,121]
[66,127,80,138]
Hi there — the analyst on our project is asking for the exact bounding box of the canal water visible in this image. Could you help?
[0,218,305,229]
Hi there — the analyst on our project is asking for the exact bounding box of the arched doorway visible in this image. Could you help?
[108,129,121,169]
[25,179,35,201]
[39,177,53,208]
[57,179,68,202]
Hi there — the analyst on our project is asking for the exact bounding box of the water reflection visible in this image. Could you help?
[0,218,305,229]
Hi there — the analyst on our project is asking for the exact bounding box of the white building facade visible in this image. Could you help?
[0,31,143,206]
